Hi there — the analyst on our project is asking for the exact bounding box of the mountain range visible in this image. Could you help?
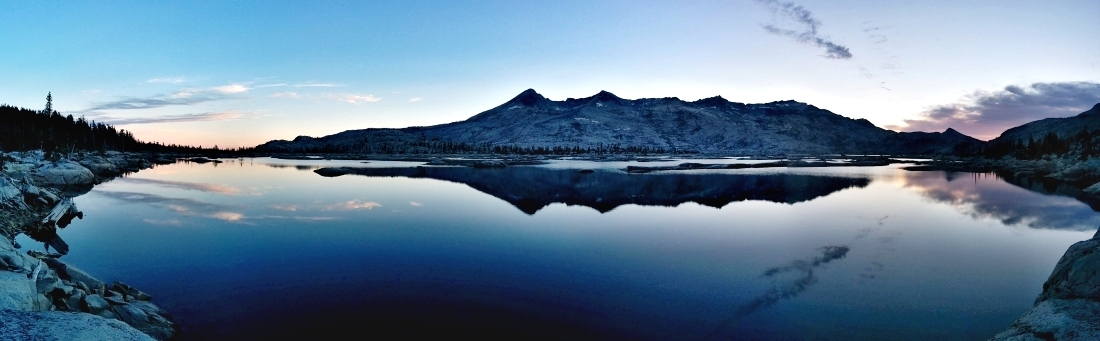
[257,89,982,155]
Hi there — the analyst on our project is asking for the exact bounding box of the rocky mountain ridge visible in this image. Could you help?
[258,89,981,156]
[992,103,1100,145]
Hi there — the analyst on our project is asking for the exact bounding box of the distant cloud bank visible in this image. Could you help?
[892,82,1100,140]
[754,0,852,59]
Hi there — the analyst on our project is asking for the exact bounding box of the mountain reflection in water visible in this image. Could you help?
[316,166,871,214]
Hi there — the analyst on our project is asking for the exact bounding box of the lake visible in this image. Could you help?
[19,158,1097,340]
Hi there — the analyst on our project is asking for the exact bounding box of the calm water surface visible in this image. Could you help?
[20,158,1098,340]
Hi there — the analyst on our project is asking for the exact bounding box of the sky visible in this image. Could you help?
[1,0,1098,147]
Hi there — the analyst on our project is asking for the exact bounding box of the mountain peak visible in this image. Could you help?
[593,90,622,101]
[943,128,963,136]
[1081,103,1100,116]
[508,88,549,106]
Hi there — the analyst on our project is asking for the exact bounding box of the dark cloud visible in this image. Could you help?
[94,111,243,125]
[712,245,850,335]
[755,0,853,59]
[892,82,1100,140]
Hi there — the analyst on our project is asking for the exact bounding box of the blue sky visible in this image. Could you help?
[2,0,1098,147]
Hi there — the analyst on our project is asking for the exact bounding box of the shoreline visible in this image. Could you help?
[1,150,185,340]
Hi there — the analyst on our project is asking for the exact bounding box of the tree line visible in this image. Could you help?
[982,129,1100,160]
[1,93,249,159]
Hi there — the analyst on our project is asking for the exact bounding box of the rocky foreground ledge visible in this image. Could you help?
[991,229,1100,340]
[0,151,181,340]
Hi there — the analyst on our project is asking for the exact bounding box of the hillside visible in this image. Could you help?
[991,104,1100,145]
[257,89,981,156]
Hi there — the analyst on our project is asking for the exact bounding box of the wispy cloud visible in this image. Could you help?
[890,82,1100,140]
[863,26,888,44]
[79,83,250,112]
[295,82,343,88]
[754,0,852,59]
[325,93,382,104]
[94,111,243,125]
[255,83,288,88]
[409,97,423,103]
[213,84,249,94]
[410,201,423,207]
[270,92,300,99]
[147,77,187,84]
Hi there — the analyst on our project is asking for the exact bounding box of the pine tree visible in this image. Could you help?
[44,92,53,114]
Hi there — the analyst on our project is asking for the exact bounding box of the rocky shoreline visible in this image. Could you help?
[991,229,1100,340]
[0,151,182,340]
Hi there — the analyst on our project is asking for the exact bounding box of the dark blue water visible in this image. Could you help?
[20,158,1096,340]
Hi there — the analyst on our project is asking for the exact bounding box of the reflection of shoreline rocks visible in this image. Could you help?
[1,151,182,340]
[992,229,1100,340]
[314,166,871,214]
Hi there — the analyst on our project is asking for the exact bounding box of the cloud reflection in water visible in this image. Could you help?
[713,245,851,336]
[116,177,247,195]
[904,172,1100,231]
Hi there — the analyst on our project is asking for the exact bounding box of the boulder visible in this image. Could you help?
[55,260,106,296]
[111,300,177,340]
[32,294,52,311]
[84,294,110,314]
[104,295,128,306]
[1034,238,1100,303]
[0,310,154,341]
[111,281,153,301]
[992,233,1100,340]
[31,160,96,187]
[990,299,1100,340]
[1084,182,1100,196]
[0,271,37,310]
[62,289,85,310]
[76,155,121,178]
[58,289,84,312]
[0,177,30,211]
[33,267,63,295]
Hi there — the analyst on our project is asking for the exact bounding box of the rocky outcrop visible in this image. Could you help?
[30,160,96,188]
[0,310,154,341]
[0,151,181,340]
[991,230,1100,340]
